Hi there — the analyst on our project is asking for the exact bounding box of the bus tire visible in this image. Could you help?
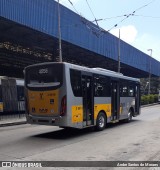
[96,112,106,131]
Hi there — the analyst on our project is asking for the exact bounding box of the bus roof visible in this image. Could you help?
[25,62,140,82]
[65,62,140,82]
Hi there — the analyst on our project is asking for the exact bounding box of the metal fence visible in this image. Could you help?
[0,113,26,125]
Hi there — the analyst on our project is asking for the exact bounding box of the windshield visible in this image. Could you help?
[25,64,63,91]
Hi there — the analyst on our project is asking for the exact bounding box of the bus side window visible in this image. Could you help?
[70,69,82,97]
[120,81,128,97]
[94,75,110,97]
[128,85,135,97]
[122,86,128,97]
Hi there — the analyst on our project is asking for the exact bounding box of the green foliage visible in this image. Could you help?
[153,94,158,103]
[141,95,149,105]
[141,94,159,105]
[149,94,154,103]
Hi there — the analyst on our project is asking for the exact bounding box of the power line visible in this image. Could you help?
[67,0,80,15]
[134,0,156,12]
[93,13,160,23]
[92,15,125,22]
[63,0,158,40]
[81,17,103,37]
[107,0,156,31]
[134,14,160,19]
[103,15,126,20]
[85,0,99,27]
[66,0,100,36]
[90,0,156,32]
[59,0,102,37]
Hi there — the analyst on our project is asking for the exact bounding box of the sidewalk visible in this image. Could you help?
[141,102,159,108]
[0,103,159,127]
[0,114,26,127]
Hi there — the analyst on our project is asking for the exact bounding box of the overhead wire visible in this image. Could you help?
[83,0,155,36]
[90,0,156,32]
[107,0,156,32]
[59,0,101,37]
[133,14,160,19]
[85,0,99,27]
[92,14,160,24]
[103,15,126,20]
[60,0,160,61]
[133,0,156,12]
[64,0,158,37]
[92,15,126,23]
[67,0,80,15]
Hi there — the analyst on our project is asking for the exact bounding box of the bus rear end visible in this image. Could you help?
[24,63,67,126]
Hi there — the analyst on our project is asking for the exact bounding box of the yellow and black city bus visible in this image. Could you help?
[24,62,140,131]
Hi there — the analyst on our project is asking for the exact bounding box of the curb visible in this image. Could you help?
[0,104,159,127]
[141,103,159,108]
[0,121,27,127]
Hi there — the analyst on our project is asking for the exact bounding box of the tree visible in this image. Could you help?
[140,77,160,95]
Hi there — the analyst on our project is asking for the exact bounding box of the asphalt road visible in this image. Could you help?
[0,105,160,170]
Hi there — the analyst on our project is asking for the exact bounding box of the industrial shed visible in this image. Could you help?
[0,0,160,78]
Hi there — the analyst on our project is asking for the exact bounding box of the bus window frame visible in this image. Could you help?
[25,64,64,91]
[94,74,111,97]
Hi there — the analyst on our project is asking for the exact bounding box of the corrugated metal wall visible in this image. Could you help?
[0,0,160,76]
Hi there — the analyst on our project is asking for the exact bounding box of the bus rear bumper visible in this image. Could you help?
[26,114,65,126]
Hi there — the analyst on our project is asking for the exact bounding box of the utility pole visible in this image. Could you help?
[57,0,62,62]
[147,49,152,95]
[118,29,121,73]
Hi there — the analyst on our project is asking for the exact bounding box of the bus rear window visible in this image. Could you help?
[26,64,63,90]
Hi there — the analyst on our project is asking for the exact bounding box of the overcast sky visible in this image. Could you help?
[59,0,160,61]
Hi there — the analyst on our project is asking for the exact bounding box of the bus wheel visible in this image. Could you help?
[96,112,106,131]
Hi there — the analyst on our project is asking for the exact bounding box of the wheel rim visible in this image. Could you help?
[99,115,105,128]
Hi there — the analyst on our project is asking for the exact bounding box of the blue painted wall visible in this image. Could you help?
[0,0,160,76]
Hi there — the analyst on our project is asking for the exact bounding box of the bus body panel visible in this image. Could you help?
[94,97,111,122]
[26,63,69,127]
[119,97,135,119]
[65,64,84,128]
[27,89,59,116]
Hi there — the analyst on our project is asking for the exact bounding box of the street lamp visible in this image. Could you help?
[147,49,152,95]
[144,81,149,95]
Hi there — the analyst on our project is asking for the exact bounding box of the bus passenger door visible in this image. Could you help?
[82,74,94,126]
[111,81,120,121]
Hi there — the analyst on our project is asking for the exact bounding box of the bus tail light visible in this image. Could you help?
[60,95,66,116]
